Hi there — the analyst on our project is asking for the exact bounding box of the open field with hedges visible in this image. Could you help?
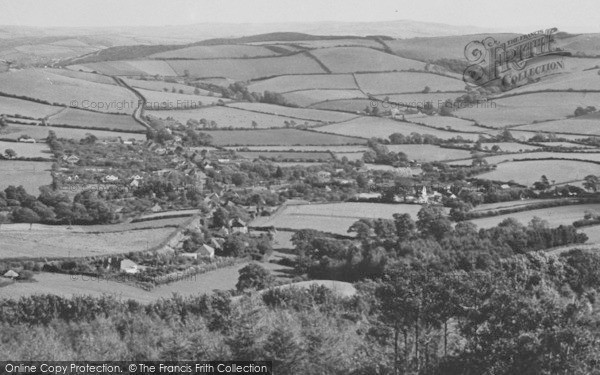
[477,160,600,186]
[385,144,475,162]
[48,108,143,131]
[0,123,146,142]
[0,160,53,193]
[355,71,465,94]
[237,151,333,161]
[203,129,367,146]
[310,47,424,73]
[0,96,63,118]
[0,141,52,159]
[469,204,600,229]
[149,44,279,59]
[226,102,358,123]
[283,89,367,107]
[139,89,229,109]
[247,74,357,93]
[513,118,600,136]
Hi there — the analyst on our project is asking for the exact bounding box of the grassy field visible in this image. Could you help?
[251,202,430,235]
[334,152,364,161]
[0,160,53,193]
[73,60,178,76]
[283,89,367,107]
[0,123,146,142]
[536,142,596,149]
[0,96,63,118]
[513,118,600,136]
[455,92,600,127]
[477,160,600,186]
[203,129,366,146]
[147,106,319,129]
[46,68,117,85]
[247,74,357,93]
[507,69,600,94]
[310,47,424,73]
[48,108,143,132]
[139,89,230,109]
[315,117,482,141]
[226,102,358,123]
[167,54,326,80]
[261,38,382,50]
[378,92,461,107]
[311,99,374,113]
[451,142,542,152]
[408,115,491,133]
[149,45,279,59]
[469,204,600,229]
[0,69,138,114]
[450,152,600,166]
[385,144,474,161]
[225,145,371,152]
[237,151,333,161]
[509,130,588,142]
[124,78,212,96]
[0,141,51,159]
[355,71,465,94]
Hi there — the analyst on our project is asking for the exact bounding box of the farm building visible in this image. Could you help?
[197,244,215,258]
[120,259,139,274]
[229,218,248,234]
[3,270,18,279]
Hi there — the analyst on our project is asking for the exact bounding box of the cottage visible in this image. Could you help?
[229,218,248,234]
[18,137,36,143]
[63,155,80,164]
[2,270,18,279]
[104,175,119,182]
[180,252,198,260]
[197,244,215,258]
[120,259,139,274]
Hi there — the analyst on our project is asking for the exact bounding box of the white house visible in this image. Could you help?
[2,270,18,279]
[120,259,139,274]
[229,218,248,234]
[105,175,119,182]
[18,137,36,143]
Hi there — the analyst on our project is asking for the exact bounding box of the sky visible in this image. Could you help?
[0,0,598,33]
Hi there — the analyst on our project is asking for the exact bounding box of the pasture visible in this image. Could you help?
[355,72,465,95]
[237,151,333,161]
[48,108,144,132]
[385,144,475,162]
[139,89,229,109]
[0,123,146,142]
[0,96,62,119]
[408,115,491,133]
[203,129,366,146]
[513,118,600,136]
[378,92,461,107]
[451,152,600,165]
[311,98,375,113]
[469,204,600,229]
[149,45,279,59]
[167,54,326,80]
[507,69,600,94]
[124,78,212,96]
[0,160,53,194]
[477,160,600,186]
[310,47,424,73]
[251,202,429,235]
[247,74,357,93]
[146,106,319,129]
[0,140,51,159]
[224,145,371,152]
[0,69,138,114]
[283,89,367,107]
[226,102,358,123]
[315,116,482,141]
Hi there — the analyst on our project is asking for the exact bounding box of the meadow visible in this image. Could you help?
[377,92,462,107]
[450,151,600,165]
[149,44,278,59]
[0,140,51,159]
[236,151,333,161]
[283,89,367,107]
[506,69,600,94]
[477,160,600,186]
[310,47,424,73]
[202,129,366,146]
[408,115,491,133]
[146,106,319,128]
[0,123,146,142]
[355,71,465,94]
[247,74,358,93]
[311,98,375,113]
[124,78,212,96]
[0,96,63,119]
[384,144,475,162]
[226,102,358,123]
[48,108,144,132]
[139,89,229,109]
[513,118,600,136]
[224,145,371,152]
[469,204,600,229]
[0,160,53,194]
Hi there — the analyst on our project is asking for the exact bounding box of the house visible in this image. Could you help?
[316,171,332,183]
[18,137,36,143]
[150,203,162,212]
[180,252,198,260]
[211,237,224,250]
[104,175,119,182]
[197,244,215,258]
[229,218,248,234]
[2,270,18,279]
[130,179,140,187]
[63,155,80,164]
[215,226,230,237]
[120,259,139,274]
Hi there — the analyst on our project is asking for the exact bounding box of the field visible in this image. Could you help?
[311,98,375,113]
[0,123,146,142]
[0,160,53,193]
[72,60,178,76]
[450,152,600,166]
[385,144,475,162]
[536,142,596,149]
[251,202,430,235]
[0,69,138,114]
[224,145,371,152]
[283,89,367,107]
[407,115,491,133]
[509,130,588,142]
[452,142,542,152]
[124,78,212,96]
[477,160,600,186]
[513,118,600,136]
[237,151,333,161]
[46,68,117,85]
[256,38,383,50]
[202,129,366,146]
[377,92,462,107]
[166,54,326,80]
[47,108,144,132]
[310,47,424,73]
[0,96,63,118]
[469,204,600,229]
[507,69,600,94]
[0,141,51,159]
[149,45,279,59]
[247,74,358,93]
[355,72,465,94]
[139,89,230,109]
[146,106,319,128]
[226,102,358,122]
[455,92,600,127]
[315,116,482,141]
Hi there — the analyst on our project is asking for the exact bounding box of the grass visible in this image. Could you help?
[385,144,474,162]
[272,38,382,50]
[203,129,366,146]
[46,68,117,85]
[283,89,367,107]
[225,145,371,152]
[507,69,600,95]
[124,78,212,96]
[477,160,600,186]
[509,130,588,142]
[311,99,375,113]
[0,141,52,159]
[0,123,146,142]
[139,89,230,109]
[226,102,358,123]
[451,142,542,152]
[146,106,319,129]
[0,69,138,114]
[310,47,424,73]
[355,72,465,95]
[513,118,600,136]
[48,108,144,132]
[377,92,461,107]
[455,92,600,128]
[247,74,357,93]
[0,160,53,194]
[251,202,430,235]
[167,54,326,80]
[450,152,600,166]
[469,204,600,229]
[0,96,63,119]
[74,60,178,76]
[315,117,482,141]
[408,115,490,133]
[149,45,279,59]
[237,151,333,161]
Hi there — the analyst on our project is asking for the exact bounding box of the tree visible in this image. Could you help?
[583,175,599,192]
[251,121,258,129]
[416,205,452,240]
[231,172,246,187]
[393,213,416,240]
[236,263,274,291]
[4,149,16,159]
[12,207,40,229]
[194,87,201,95]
